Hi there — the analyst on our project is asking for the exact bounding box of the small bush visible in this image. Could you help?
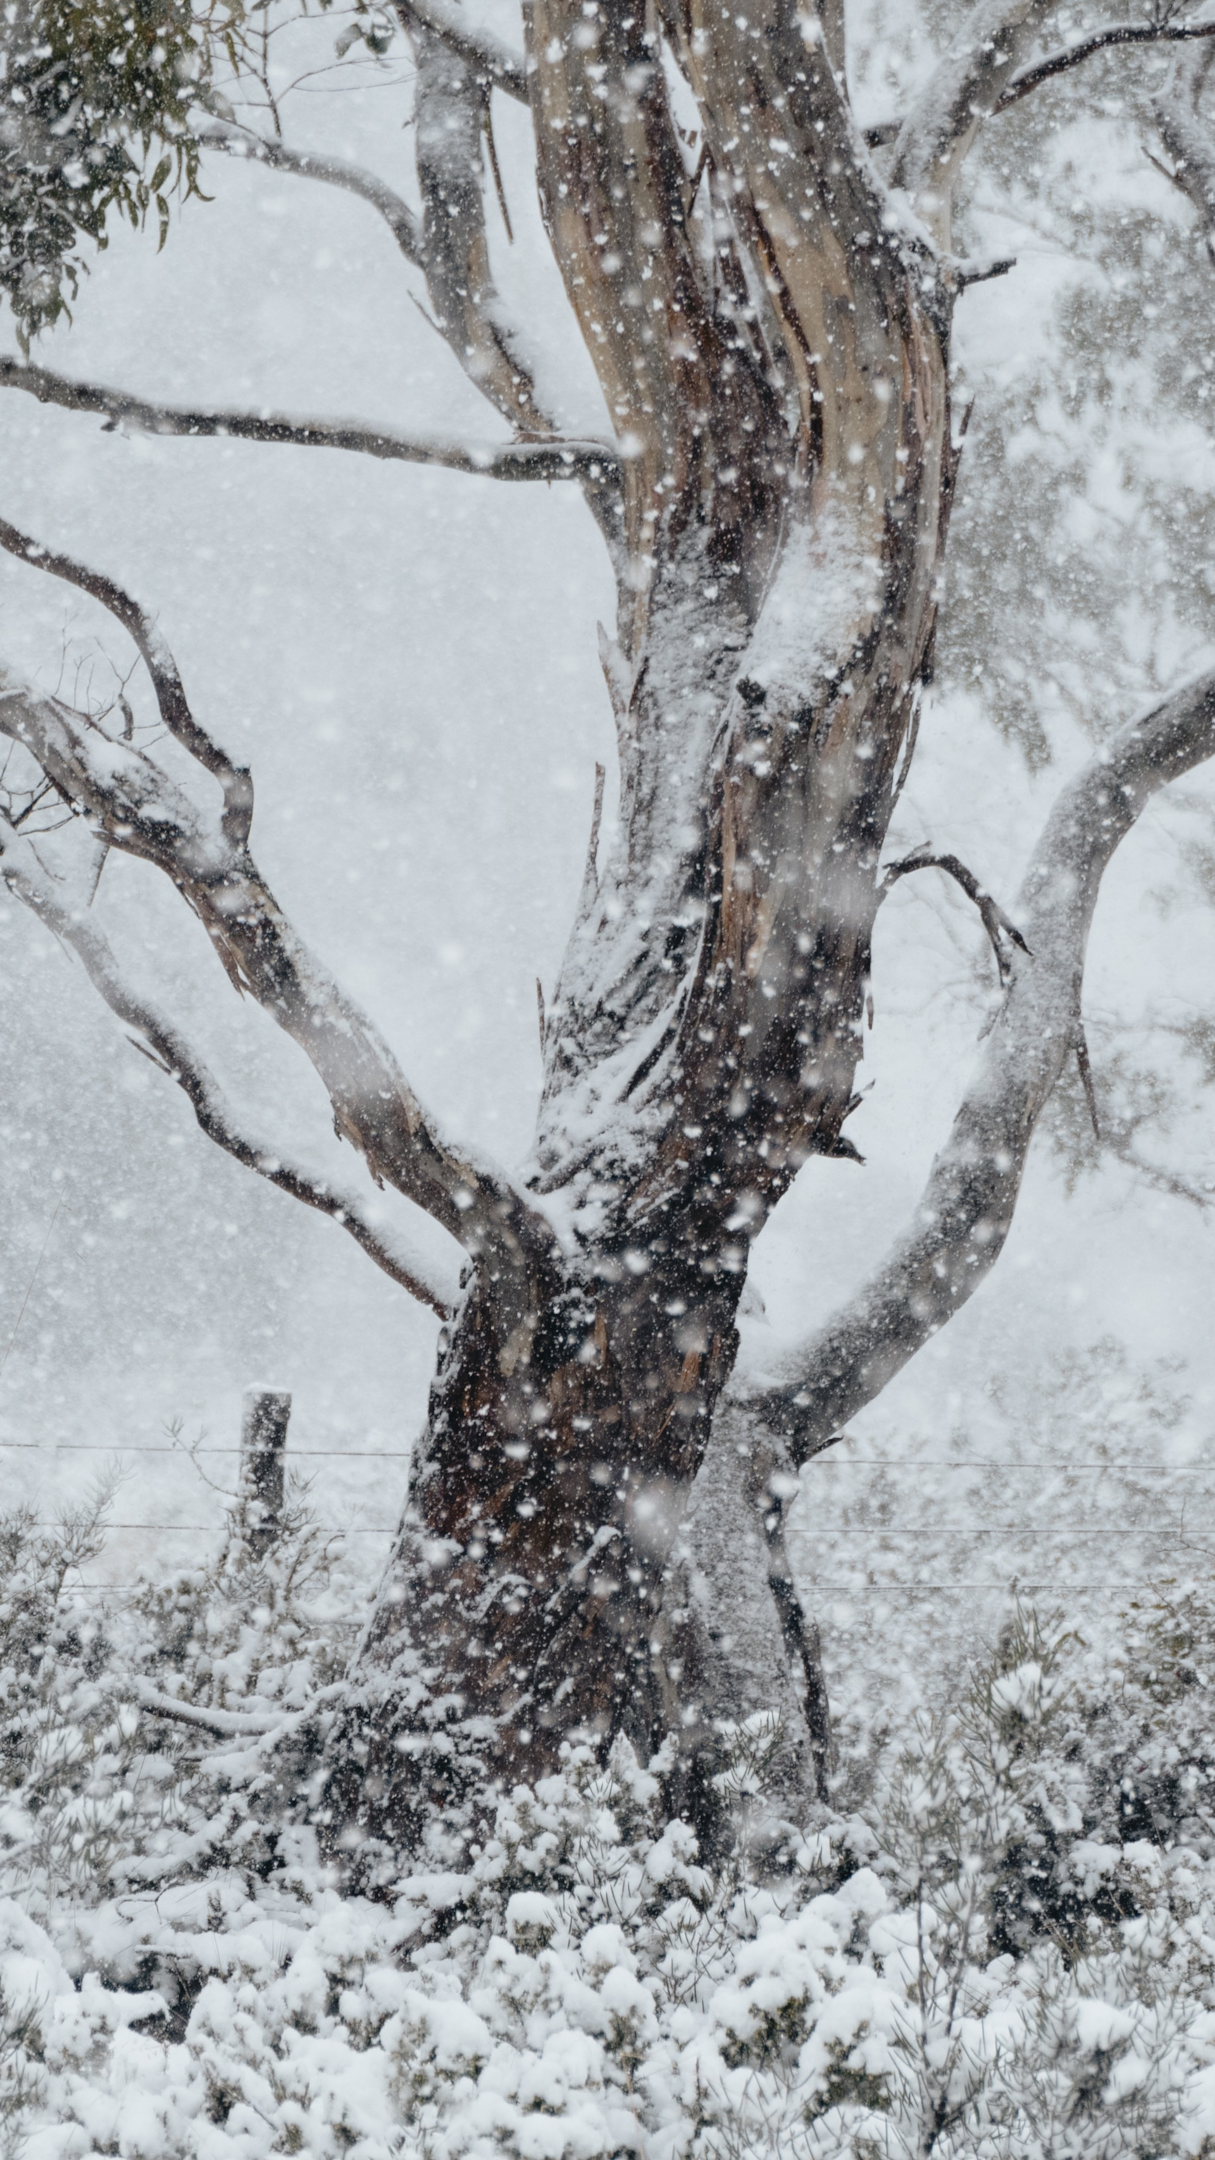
[3,1486,1215,2157]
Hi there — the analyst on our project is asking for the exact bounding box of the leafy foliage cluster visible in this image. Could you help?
[1,1483,1215,2156]
[0,0,242,345]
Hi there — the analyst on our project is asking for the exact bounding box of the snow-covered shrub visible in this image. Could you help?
[4,1499,1215,2158]
[0,1488,155,1917]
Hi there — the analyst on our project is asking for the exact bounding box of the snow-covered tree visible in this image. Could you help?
[2,0,1215,1859]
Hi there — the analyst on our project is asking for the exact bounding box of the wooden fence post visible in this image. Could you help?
[240,1386,292,1556]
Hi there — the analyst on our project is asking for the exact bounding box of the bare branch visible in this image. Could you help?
[0,513,253,846]
[998,16,1215,114]
[0,809,460,1318]
[867,17,1215,150]
[136,1683,280,1737]
[879,844,1031,986]
[410,25,552,436]
[0,660,553,1279]
[200,106,586,489]
[197,122,425,266]
[890,0,1063,249]
[395,0,530,103]
[739,668,1215,1460]
[0,356,621,489]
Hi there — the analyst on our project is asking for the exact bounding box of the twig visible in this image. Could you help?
[1074,1023,1102,1142]
[879,845,1031,986]
[0,513,253,846]
[484,104,514,243]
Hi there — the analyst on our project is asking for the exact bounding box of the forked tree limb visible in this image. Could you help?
[0,661,552,1279]
[0,513,253,846]
[0,519,540,1283]
[866,17,1215,149]
[891,0,1063,247]
[394,0,530,104]
[0,357,621,489]
[0,812,460,1317]
[410,24,554,439]
[998,16,1215,113]
[204,56,605,533]
[736,668,1215,1460]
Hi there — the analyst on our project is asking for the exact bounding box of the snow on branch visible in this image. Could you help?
[736,668,1215,1462]
[394,0,530,103]
[197,123,425,266]
[870,16,1215,153]
[411,28,555,439]
[0,357,621,489]
[0,513,253,846]
[997,16,1215,114]
[0,812,460,1317]
[890,0,1075,246]
[0,651,551,1281]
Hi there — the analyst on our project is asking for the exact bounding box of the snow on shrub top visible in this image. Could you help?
[4,1502,1215,2157]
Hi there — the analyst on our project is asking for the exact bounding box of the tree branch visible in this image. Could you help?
[197,122,425,266]
[136,1677,349,1738]
[997,16,1215,114]
[0,658,553,1280]
[0,357,621,489]
[738,668,1215,1460]
[409,22,552,438]
[200,109,599,507]
[395,0,530,103]
[136,1683,281,1736]
[890,0,1063,249]
[0,809,460,1318]
[879,844,1031,986]
[865,17,1215,149]
[0,513,253,846]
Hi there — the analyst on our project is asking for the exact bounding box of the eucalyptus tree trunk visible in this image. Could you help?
[333,0,956,1856]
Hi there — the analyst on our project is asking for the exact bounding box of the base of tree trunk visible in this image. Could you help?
[650,1407,835,1859]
